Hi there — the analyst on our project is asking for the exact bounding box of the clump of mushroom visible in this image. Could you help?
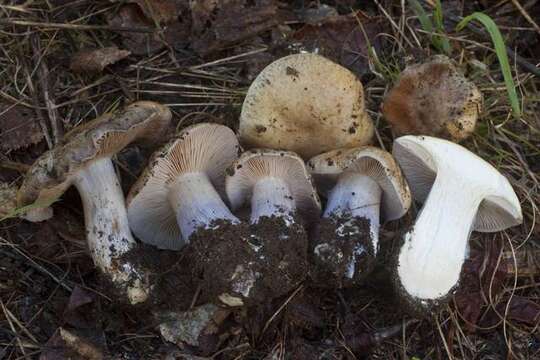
[382,55,482,142]
[239,53,374,159]
[392,135,522,313]
[127,123,241,250]
[308,147,411,286]
[17,101,172,304]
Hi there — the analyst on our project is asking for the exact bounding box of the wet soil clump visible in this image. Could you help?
[190,216,308,307]
[309,216,374,288]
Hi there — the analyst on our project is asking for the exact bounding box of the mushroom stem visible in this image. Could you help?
[250,177,295,224]
[397,175,481,300]
[72,157,148,304]
[323,172,382,251]
[169,173,239,239]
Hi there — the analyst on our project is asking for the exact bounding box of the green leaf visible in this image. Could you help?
[457,12,521,117]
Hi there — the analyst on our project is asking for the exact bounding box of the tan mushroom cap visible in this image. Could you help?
[382,55,482,142]
[226,149,322,222]
[239,53,374,159]
[17,101,172,209]
[308,147,411,221]
[126,123,240,249]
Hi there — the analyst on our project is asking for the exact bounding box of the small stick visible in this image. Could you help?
[0,18,154,33]
[31,34,63,144]
[509,0,540,35]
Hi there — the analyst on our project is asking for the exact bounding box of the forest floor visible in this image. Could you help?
[0,0,539,359]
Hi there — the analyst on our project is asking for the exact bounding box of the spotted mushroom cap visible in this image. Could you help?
[127,123,240,250]
[382,55,482,142]
[17,101,172,209]
[308,147,411,221]
[226,149,322,222]
[239,53,374,159]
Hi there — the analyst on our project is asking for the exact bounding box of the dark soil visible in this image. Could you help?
[309,216,375,288]
[190,216,308,307]
[120,243,198,312]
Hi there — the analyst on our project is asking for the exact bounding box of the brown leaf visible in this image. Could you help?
[63,287,99,329]
[191,0,280,56]
[70,47,131,74]
[40,327,105,360]
[130,0,185,24]
[453,240,508,332]
[290,12,383,77]
[0,182,17,218]
[496,296,540,326]
[108,4,190,55]
[0,104,43,151]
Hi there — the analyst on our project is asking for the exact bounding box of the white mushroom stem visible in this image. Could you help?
[72,157,148,304]
[250,177,295,225]
[397,176,481,300]
[323,172,382,251]
[169,172,239,239]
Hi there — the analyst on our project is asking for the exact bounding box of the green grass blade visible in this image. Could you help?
[408,0,433,33]
[433,0,451,54]
[457,12,521,117]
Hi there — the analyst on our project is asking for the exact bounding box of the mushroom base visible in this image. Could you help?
[309,216,375,288]
[190,216,308,307]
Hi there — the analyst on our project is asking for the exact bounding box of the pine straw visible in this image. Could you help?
[0,0,539,359]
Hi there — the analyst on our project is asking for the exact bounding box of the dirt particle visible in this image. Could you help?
[255,125,267,134]
[286,66,299,77]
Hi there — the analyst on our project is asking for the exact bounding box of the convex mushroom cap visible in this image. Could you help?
[127,123,240,250]
[239,53,374,159]
[382,55,482,141]
[393,135,522,313]
[308,147,411,285]
[17,101,172,304]
[226,149,322,223]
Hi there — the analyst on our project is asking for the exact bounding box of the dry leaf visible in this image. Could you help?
[0,182,17,218]
[131,0,184,24]
[0,104,43,151]
[191,0,280,56]
[70,47,131,74]
[108,4,190,55]
[290,12,383,77]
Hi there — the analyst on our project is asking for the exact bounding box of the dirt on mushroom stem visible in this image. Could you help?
[189,215,309,307]
[309,215,375,288]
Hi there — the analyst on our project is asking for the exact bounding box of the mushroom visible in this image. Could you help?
[239,53,374,159]
[127,123,240,250]
[307,147,411,286]
[382,55,482,142]
[392,135,523,312]
[216,149,321,305]
[17,101,172,304]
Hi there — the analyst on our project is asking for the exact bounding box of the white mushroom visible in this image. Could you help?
[308,147,411,285]
[127,123,241,250]
[17,102,172,304]
[393,135,523,311]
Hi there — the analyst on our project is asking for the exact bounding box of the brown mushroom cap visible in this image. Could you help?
[226,149,322,222]
[382,55,482,141]
[308,147,411,221]
[239,54,374,159]
[127,123,240,249]
[17,101,172,208]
